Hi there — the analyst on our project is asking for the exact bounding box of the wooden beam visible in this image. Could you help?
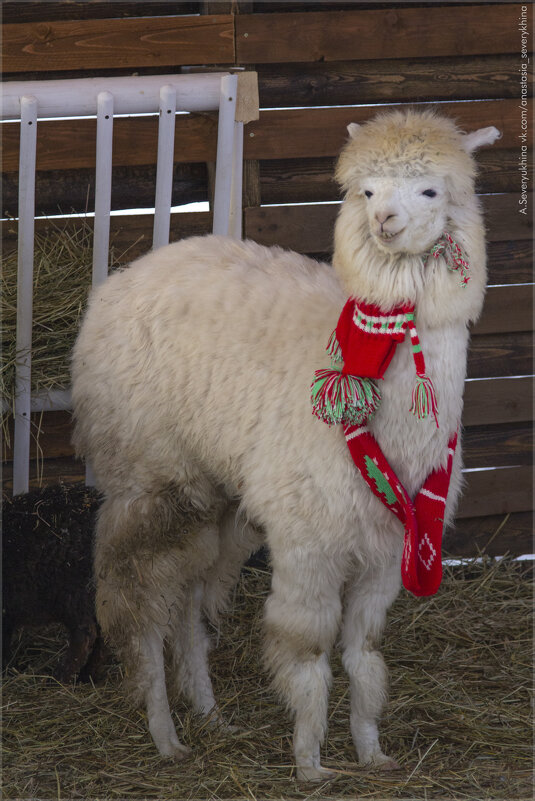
[2,14,235,73]
[235,5,520,63]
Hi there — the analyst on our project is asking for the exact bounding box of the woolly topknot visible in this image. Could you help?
[335,109,477,198]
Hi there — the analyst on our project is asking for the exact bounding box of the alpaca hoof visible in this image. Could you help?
[296,764,336,783]
[155,735,192,762]
[363,754,401,772]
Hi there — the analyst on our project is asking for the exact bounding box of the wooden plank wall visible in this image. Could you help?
[2,1,533,556]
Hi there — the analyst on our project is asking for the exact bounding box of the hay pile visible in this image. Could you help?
[1,225,94,409]
[2,557,532,800]
[1,223,140,412]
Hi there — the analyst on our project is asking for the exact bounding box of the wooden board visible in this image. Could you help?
[243,194,532,254]
[257,149,532,205]
[456,465,533,518]
[445,511,533,557]
[256,54,526,107]
[2,14,234,73]
[2,113,218,172]
[463,377,534,427]
[2,99,527,172]
[467,332,533,379]
[487,241,534,286]
[1,2,200,23]
[244,99,527,160]
[473,285,533,336]
[462,422,533,469]
[235,5,521,63]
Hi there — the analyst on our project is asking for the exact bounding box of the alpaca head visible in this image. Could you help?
[333,109,500,316]
[335,109,500,258]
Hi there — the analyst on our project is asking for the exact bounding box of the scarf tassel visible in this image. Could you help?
[311,368,381,426]
[326,329,343,363]
[410,374,439,427]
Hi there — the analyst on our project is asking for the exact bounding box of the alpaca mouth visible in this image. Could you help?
[377,228,405,243]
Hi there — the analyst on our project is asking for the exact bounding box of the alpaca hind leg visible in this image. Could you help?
[341,553,402,769]
[202,505,263,624]
[133,627,191,760]
[94,494,217,759]
[264,547,345,782]
[169,581,219,720]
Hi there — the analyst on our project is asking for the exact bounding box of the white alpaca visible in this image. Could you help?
[71,110,499,781]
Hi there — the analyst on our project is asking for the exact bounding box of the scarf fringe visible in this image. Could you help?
[326,329,343,363]
[410,374,439,427]
[311,368,381,426]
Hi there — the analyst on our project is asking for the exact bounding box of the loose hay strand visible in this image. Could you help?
[2,557,532,800]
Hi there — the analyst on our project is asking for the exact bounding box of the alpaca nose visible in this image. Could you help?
[375,211,397,227]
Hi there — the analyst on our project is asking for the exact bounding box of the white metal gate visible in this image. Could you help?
[2,71,258,494]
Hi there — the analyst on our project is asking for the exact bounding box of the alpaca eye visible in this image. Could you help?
[364,190,373,198]
[422,189,437,198]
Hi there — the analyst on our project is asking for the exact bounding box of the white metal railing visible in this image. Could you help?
[2,71,258,494]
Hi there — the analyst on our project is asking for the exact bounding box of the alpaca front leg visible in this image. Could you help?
[341,554,402,770]
[264,549,345,782]
[136,627,191,760]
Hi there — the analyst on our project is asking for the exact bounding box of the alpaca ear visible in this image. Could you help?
[346,123,361,139]
[462,126,501,153]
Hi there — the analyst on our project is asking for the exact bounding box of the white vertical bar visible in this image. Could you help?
[212,74,239,237]
[230,120,244,240]
[152,85,177,250]
[13,95,38,495]
[92,91,113,288]
[87,91,113,486]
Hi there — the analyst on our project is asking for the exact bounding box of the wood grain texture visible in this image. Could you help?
[236,5,521,63]
[256,54,526,106]
[473,285,533,336]
[1,2,199,23]
[2,114,218,172]
[244,99,526,160]
[463,377,533,427]
[456,465,533,518]
[467,332,533,379]
[487,241,534,285]
[462,422,533,469]
[445,511,533,557]
[2,99,526,172]
[2,14,234,72]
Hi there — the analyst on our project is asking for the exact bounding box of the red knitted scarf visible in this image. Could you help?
[311,233,468,596]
